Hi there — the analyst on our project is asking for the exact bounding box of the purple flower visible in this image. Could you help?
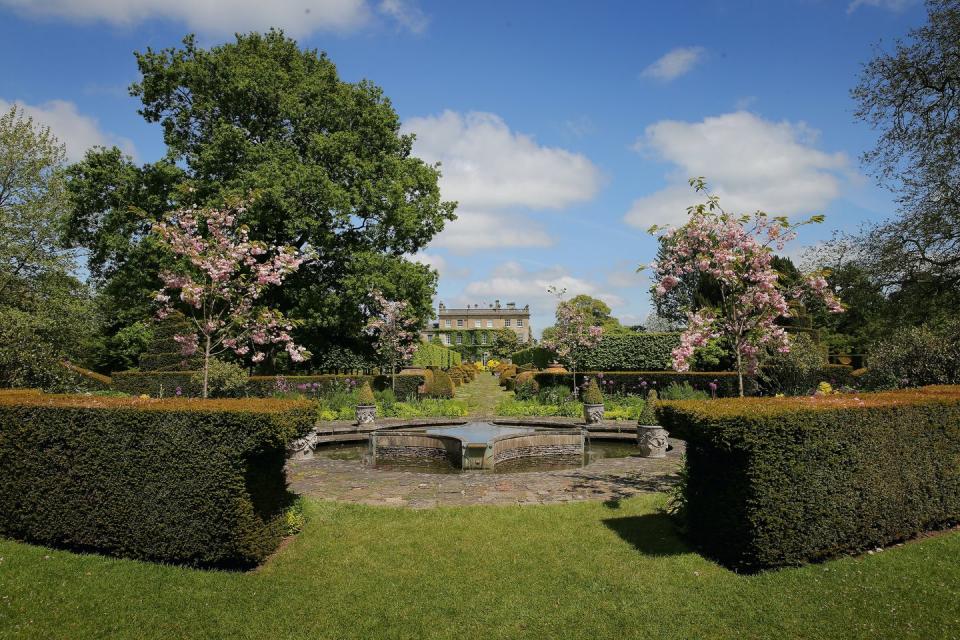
[297,383,307,391]
[640,380,648,388]
[312,382,320,389]
[175,386,182,397]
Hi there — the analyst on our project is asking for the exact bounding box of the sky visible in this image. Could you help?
[0,0,929,336]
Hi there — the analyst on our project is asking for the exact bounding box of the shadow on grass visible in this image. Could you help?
[603,513,690,557]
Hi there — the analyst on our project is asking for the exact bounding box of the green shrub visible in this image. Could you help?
[428,370,455,399]
[582,377,603,404]
[576,333,681,371]
[0,392,314,567]
[513,374,540,400]
[112,371,199,397]
[393,373,425,401]
[638,389,659,425]
[191,359,249,398]
[511,347,553,369]
[357,381,375,405]
[495,398,583,417]
[411,343,461,368]
[759,333,827,395]
[138,313,202,372]
[246,374,381,397]
[659,381,709,401]
[864,319,960,389]
[657,386,960,571]
[533,371,745,397]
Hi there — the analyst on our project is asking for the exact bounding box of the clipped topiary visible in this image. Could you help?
[638,389,659,425]
[429,370,455,399]
[582,377,604,405]
[356,381,375,406]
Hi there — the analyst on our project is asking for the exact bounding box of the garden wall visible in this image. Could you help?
[0,392,314,567]
[657,386,960,570]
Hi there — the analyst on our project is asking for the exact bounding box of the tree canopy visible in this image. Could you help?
[65,31,456,370]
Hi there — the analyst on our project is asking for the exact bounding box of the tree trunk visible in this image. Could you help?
[735,346,744,398]
[391,355,396,391]
[571,361,578,399]
[203,335,211,399]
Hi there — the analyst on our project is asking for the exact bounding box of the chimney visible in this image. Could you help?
[507,302,516,309]
[495,299,500,309]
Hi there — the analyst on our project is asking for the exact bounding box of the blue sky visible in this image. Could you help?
[0,0,927,335]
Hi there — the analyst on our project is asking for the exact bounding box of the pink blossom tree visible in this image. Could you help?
[541,286,603,399]
[647,178,844,397]
[153,201,310,398]
[365,291,420,392]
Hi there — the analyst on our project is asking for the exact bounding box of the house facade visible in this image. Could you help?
[420,300,532,358]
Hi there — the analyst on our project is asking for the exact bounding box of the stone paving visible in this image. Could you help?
[288,438,684,509]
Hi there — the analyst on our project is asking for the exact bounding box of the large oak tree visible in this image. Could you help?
[66,31,456,369]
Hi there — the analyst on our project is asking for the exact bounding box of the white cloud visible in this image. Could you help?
[0,98,136,162]
[847,0,918,14]
[404,111,602,210]
[402,110,603,251]
[378,0,428,33]
[410,251,470,279]
[429,210,553,252]
[641,46,705,81]
[0,0,428,36]
[624,111,851,229]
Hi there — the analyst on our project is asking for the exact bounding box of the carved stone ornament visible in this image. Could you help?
[583,403,605,425]
[637,425,669,458]
[356,404,377,425]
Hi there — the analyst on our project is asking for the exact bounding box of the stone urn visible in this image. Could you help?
[286,430,318,460]
[583,403,605,425]
[355,404,376,426]
[637,425,669,458]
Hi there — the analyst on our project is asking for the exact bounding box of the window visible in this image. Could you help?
[486,320,493,328]
[481,333,487,345]
[474,320,481,328]
[426,333,433,341]
[456,334,463,345]
[504,319,511,327]
[517,319,524,327]
[457,319,463,327]
[444,319,451,328]
[442,334,449,345]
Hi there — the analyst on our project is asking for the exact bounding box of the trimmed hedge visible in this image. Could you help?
[60,361,112,390]
[112,371,199,397]
[138,352,202,372]
[658,386,960,571]
[533,371,747,397]
[247,374,381,397]
[575,333,681,371]
[511,347,553,369]
[0,392,314,567]
[411,343,462,368]
[428,370,455,399]
[394,373,425,400]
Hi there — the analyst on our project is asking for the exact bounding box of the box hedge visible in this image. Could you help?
[513,334,682,371]
[511,347,553,369]
[533,371,746,397]
[411,343,462,368]
[112,371,199,397]
[657,386,960,571]
[0,392,314,568]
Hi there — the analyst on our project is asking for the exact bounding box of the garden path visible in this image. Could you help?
[456,371,510,417]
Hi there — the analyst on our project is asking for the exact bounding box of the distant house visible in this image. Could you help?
[420,300,532,361]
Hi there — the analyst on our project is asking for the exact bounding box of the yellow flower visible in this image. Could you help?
[817,381,834,395]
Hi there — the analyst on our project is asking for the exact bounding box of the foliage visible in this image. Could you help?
[512,372,540,400]
[638,389,659,425]
[582,377,604,404]
[863,319,960,389]
[356,381,375,405]
[411,342,462,368]
[657,386,960,570]
[758,333,828,395]
[0,391,313,567]
[495,398,583,418]
[112,371,199,397]
[658,382,709,401]
[541,286,603,397]
[153,201,309,397]
[532,371,745,397]
[66,31,455,368]
[190,358,248,398]
[576,333,682,371]
[0,105,72,298]
[648,178,843,395]
[510,346,553,368]
[490,328,520,358]
[428,370,455,399]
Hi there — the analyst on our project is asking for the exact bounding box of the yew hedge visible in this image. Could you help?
[0,392,314,567]
[532,371,745,397]
[657,386,960,571]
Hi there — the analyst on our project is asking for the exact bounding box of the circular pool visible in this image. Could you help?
[369,422,586,472]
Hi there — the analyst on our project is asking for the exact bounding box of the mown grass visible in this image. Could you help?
[1,494,958,639]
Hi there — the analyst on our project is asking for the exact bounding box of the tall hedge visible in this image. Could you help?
[510,347,553,368]
[411,343,462,368]
[576,333,681,371]
[0,392,314,567]
[533,371,746,397]
[657,386,960,570]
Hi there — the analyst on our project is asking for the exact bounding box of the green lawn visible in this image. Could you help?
[1,494,958,639]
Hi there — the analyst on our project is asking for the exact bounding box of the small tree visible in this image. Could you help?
[365,291,419,391]
[153,201,310,398]
[647,178,843,396]
[541,286,603,398]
